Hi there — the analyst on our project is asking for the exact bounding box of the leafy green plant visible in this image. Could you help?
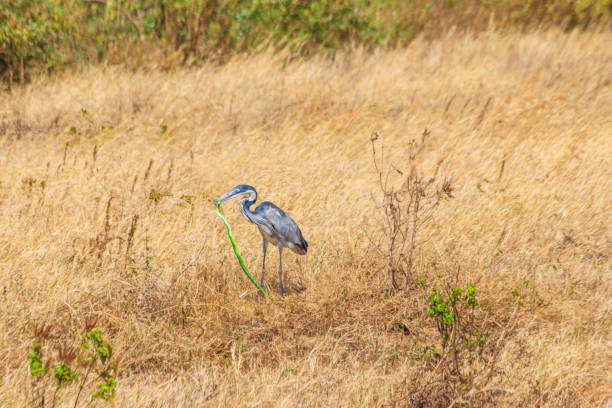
[3,0,612,85]
[427,282,486,378]
[26,326,118,407]
[0,0,74,84]
[511,288,524,306]
[75,328,118,404]
[29,340,48,378]
[512,277,540,307]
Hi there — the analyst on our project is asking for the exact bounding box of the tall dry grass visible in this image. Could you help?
[0,29,611,406]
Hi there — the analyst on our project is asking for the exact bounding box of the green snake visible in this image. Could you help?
[215,203,269,298]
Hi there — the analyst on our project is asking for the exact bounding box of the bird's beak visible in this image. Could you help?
[213,190,237,205]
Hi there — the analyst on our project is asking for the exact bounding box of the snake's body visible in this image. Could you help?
[216,204,269,298]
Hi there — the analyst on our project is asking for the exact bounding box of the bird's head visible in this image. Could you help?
[213,184,256,205]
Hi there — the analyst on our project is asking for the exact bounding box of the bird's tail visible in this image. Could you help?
[295,231,308,255]
[298,238,308,254]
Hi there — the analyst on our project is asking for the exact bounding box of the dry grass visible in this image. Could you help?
[0,29,611,407]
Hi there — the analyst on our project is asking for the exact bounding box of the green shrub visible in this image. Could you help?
[27,325,118,407]
[1,0,611,85]
[0,0,75,84]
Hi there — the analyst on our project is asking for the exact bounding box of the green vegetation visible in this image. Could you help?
[2,0,611,85]
[27,325,117,407]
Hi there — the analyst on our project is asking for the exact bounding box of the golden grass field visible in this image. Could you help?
[0,30,611,407]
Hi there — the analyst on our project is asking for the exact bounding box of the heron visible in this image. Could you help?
[214,184,308,296]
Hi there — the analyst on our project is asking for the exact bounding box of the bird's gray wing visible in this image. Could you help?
[257,202,308,253]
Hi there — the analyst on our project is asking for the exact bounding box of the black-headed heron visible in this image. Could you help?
[214,184,308,296]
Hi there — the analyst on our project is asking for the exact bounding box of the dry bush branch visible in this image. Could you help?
[371,132,453,290]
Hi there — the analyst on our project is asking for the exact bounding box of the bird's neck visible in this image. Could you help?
[239,190,257,223]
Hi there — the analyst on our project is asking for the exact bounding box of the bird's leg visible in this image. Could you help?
[260,236,268,290]
[277,243,284,296]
